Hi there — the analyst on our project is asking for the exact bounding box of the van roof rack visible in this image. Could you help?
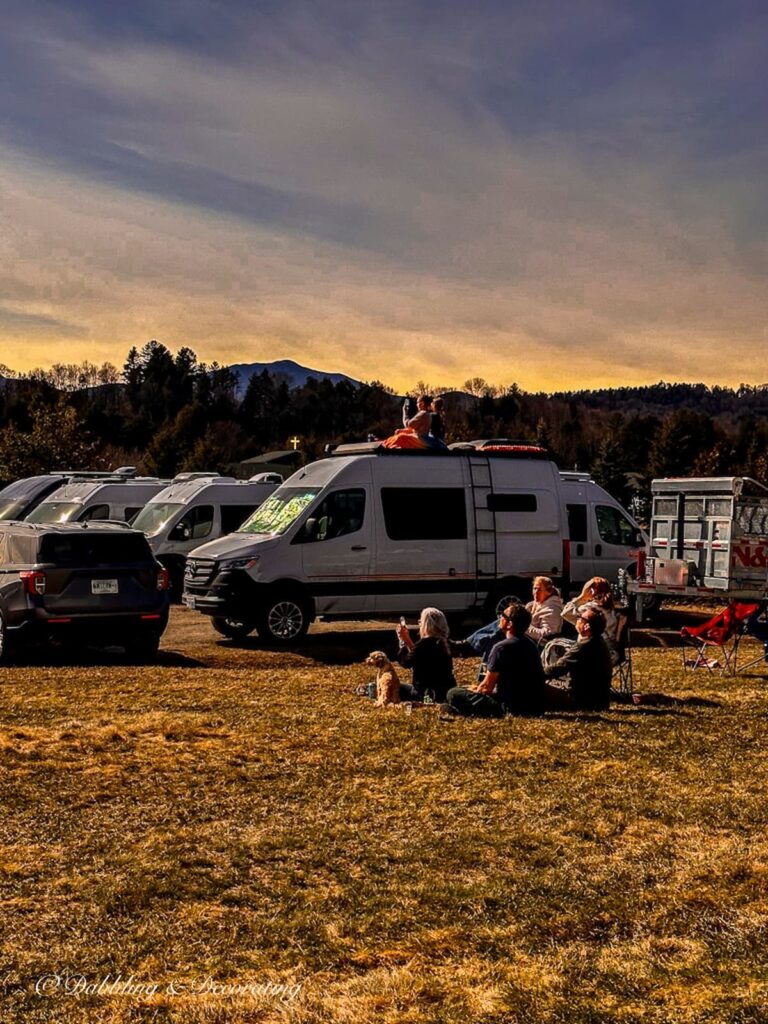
[173,472,222,481]
[328,439,548,459]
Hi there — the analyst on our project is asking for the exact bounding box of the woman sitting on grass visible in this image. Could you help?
[396,607,457,702]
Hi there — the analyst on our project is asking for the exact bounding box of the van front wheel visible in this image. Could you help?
[484,581,529,621]
[256,593,310,645]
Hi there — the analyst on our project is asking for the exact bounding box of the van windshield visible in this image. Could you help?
[26,502,81,523]
[132,502,184,536]
[238,488,320,536]
[0,499,26,521]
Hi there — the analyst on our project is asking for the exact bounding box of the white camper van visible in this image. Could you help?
[131,473,281,591]
[25,474,168,526]
[0,471,119,521]
[559,471,649,586]
[182,441,646,644]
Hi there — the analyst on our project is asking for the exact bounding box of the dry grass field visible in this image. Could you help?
[2,606,768,1024]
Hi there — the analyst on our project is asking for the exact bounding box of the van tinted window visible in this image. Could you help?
[596,506,636,546]
[176,505,214,540]
[487,494,537,513]
[381,488,467,540]
[80,504,110,522]
[39,533,152,564]
[221,505,257,534]
[300,489,365,542]
[567,504,588,542]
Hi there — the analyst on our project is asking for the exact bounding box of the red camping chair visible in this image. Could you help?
[681,602,760,674]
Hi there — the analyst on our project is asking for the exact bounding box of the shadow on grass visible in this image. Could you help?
[9,647,205,669]
[218,627,401,665]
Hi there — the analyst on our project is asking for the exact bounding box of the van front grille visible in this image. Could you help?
[184,558,217,588]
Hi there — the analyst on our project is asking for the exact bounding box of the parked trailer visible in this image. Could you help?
[627,476,768,617]
[183,440,646,644]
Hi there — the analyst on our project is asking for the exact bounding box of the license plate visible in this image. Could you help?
[184,595,196,609]
[91,579,118,595]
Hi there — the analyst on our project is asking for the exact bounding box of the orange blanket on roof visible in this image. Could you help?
[381,428,430,450]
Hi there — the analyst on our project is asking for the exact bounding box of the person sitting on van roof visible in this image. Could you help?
[395,607,457,702]
[430,396,445,441]
[382,394,448,450]
[445,604,545,718]
[543,605,612,711]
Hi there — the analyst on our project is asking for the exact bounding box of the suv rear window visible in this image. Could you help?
[38,533,153,565]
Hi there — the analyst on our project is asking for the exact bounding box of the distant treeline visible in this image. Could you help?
[1,341,768,508]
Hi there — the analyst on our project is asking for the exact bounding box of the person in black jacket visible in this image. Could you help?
[543,606,612,710]
[396,607,457,702]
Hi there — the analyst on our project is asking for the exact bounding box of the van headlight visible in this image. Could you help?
[219,556,259,571]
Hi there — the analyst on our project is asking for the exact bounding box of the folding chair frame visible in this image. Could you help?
[612,611,634,694]
[681,602,760,676]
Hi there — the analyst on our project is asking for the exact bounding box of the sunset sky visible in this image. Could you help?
[1,0,766,393]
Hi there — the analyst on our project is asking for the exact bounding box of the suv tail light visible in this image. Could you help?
[20,570,47,595]
[157,567,170,591]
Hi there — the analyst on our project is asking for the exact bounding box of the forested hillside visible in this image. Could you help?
[2,341,768,510]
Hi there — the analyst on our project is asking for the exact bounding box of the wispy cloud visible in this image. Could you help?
[0,0,766,389]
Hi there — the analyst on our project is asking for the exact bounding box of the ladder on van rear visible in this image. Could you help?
[467,455,497,597]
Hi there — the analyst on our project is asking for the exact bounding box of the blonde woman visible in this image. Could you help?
[396,607,457,702]
[526,576,564,644]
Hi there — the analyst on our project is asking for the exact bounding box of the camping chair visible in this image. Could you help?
[681,601,760,674]
[612,610,633,694]
[734,604,768,674]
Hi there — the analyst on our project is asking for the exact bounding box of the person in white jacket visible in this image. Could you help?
[525,576,564,644]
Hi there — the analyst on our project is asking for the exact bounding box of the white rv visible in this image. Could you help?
[182,441,646,644]
[25,474,168,526]
[131,473,281,591]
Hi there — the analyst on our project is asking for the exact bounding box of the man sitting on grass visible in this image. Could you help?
[543,606,612,711]
[445,604,545,717]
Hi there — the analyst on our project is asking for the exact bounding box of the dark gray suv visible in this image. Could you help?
[0,522,170,662]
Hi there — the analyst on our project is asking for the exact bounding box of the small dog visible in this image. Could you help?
[365,650,401,706]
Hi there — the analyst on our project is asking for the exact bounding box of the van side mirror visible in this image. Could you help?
[169,522,192,541]
[302,517,318,541]
[631,529,644,548]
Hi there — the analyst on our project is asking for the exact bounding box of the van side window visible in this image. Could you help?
[381,488,467,540]
[596,505,635,546]
[567,504,588,543]
[80,504,110,521]
[487,494,537,512]
[221,505,257,534]
[125,507,142,524]
[176,505,215,541]
[304,489,365,542]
